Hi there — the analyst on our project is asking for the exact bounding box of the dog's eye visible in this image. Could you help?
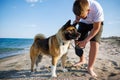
[70,30,74,32]
[71,29,75,32]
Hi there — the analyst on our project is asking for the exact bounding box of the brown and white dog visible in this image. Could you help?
[30,20,80,77]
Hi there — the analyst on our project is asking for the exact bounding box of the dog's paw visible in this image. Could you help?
[51,74,57,77]
[62,68,68,72]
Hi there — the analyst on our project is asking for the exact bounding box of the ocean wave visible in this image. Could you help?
[0,38,32,59]
[0,48,24,54]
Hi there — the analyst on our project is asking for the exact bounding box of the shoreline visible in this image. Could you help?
[0,53,25,61]
[0,52,24,60]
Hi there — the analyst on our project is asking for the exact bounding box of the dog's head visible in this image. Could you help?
[59,20,80,40]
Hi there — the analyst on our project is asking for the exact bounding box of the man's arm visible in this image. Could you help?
[77,21,102,48]
[84,21,102,42]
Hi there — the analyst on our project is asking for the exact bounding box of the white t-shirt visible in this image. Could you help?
[80,0,104,24]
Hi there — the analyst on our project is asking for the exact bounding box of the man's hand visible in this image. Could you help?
[76,40,88,48]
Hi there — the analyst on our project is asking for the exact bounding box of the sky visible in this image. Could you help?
[0,0,120,38]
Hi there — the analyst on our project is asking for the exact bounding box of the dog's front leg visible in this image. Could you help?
[61,53,68,72]
[51,56,58,77]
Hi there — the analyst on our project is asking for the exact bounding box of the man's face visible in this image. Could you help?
[77,8,90,19]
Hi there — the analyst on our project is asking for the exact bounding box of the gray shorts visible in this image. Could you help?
[77,22,103,43]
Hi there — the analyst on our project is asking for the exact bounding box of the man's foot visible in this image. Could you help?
[87,68,97,77]
[73,61,86,67]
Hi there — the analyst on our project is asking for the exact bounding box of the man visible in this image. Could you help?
[73,0,104,77]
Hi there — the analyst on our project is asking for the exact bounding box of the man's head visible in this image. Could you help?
[73,0,90,19]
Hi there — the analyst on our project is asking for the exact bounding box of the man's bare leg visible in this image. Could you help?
[73,54,86,66]
[88,41,99,77]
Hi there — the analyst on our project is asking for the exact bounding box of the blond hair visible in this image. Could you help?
[73,0,89,16]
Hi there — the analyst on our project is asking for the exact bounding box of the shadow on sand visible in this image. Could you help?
[0,69,51,79]
[0,67,88,79]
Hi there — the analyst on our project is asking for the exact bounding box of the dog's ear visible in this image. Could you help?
[64,20,71,26]
[62,20,71,30]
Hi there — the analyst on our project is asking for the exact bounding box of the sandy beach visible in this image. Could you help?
[0,37,120,80]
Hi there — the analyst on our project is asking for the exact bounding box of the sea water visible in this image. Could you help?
[0,38,33,59]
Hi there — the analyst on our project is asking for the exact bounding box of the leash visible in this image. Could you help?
[70,41,84,57]
[70,41,75,48]
[70,41,85,49]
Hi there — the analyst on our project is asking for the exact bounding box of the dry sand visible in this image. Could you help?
[0,37,120,80]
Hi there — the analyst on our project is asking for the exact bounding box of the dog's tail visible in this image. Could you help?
[34,34,46,42]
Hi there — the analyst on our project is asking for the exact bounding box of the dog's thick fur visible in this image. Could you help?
[30,20,80,77]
